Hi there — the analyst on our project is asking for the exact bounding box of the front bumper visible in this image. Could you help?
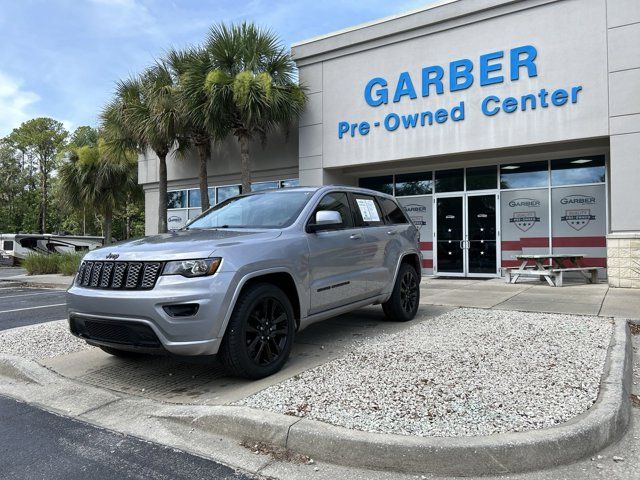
[66,271,237,356]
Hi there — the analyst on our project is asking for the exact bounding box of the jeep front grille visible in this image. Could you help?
[77,261,162,290]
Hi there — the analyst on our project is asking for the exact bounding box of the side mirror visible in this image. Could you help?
[307,210,343,232]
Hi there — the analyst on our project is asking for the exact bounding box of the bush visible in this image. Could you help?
[23,252,84,276]
[58,252,84,276]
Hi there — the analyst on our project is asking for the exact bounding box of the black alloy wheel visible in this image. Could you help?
[219,283,295,379]
[245,296,289,366]
[382,262,420,322]
[399,270,419,315]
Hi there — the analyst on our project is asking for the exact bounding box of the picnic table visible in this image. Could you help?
[504,254,602,287]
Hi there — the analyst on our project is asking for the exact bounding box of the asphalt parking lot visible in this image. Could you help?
[0,285,67,331]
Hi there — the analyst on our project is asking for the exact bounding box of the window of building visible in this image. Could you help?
[216,185,241,204]
[378,197,409,224]
[207,187,215,206]
[434,169,464,193]
[466,165,497,190]
[167,190,186,209]
[252,181,279,191]
[359,175,394,195]
[551,156,605,186]
[395,172,433,196]
[280,179,300,188]
[500,161,548,189]
[311,192,354,229]
[188,189,201,209]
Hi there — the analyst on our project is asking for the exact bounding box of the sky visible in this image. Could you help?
[0,0,436,137]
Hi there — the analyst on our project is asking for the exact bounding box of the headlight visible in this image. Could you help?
[162,258,221,277]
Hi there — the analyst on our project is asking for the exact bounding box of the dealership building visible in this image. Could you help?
[138,0,640,287]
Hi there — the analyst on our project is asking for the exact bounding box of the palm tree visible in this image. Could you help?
[166,47,224,212]
[201,22,306,193]
[101,63,184,234]
[59,138,138,244]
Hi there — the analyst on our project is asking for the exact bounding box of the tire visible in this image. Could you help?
[99,345,145,358]
[218,283,295,379]
[382,262,420,322]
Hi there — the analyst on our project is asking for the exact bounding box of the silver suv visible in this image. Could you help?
[67,186,421,379]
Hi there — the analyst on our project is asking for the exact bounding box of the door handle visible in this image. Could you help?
[387,230,397,236]
[459,240,464,249]
[349,233,362,240]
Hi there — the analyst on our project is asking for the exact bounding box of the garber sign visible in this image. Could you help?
[337,45,583,139]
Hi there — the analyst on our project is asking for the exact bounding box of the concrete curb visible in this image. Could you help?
[157,318,634,476]
[0,318,632,476]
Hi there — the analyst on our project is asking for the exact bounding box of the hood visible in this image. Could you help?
[84,229,282,261]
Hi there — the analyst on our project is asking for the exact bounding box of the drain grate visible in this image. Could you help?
[78,357,227,398]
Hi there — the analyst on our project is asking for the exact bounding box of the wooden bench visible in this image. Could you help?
[505,266,603,287]
[551,267,603,287]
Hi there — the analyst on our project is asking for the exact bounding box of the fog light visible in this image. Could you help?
[163,304,199,317]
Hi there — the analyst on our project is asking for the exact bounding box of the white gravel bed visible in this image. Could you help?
[0,320,93,360]
[237,308,613,437]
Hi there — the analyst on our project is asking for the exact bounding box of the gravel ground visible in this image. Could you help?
[237,308,613,437]
[0,320,93,360]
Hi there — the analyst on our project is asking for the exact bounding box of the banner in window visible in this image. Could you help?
[397,196,433,274]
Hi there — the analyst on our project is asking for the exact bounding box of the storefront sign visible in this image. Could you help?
[337,45,583,139]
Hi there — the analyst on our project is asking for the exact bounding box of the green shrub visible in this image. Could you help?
[23,252,84,276]
[58,252,84,276]
[23,253,61,275]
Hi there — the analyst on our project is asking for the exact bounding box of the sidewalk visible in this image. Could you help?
[420,278,640,319]
[0,271,72,289]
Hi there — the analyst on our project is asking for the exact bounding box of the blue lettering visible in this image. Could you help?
[364,77,388,107]
[393,72,417,103]
[551,88,568,106]
[451,102,465,121]
[421,66,444,97]
[482,95,501,116]
[358,121,370,135]
[338,121,349,139]
[502,97,518,113]
[510,45,537,81]
[401,113,419,128]
[571,86,582,103]
[435,109,448,124]
[538,88,549,107]
[480,51,504,86]
[521,94,536,111]
[384,113,400,131]
[450,59,474,91]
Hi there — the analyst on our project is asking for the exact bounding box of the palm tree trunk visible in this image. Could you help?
[238,135,251,193]
[197,142,210,211]
[157,151,168,234]
[104,207,113,245]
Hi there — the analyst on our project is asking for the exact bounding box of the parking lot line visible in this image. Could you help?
[0,304,66,314]
[1,292,65,299]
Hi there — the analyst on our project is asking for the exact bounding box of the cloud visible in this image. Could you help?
[0,71,40,136]
[87,0,161,37]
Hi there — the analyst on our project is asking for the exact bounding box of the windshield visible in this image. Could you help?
[186,191,313,230]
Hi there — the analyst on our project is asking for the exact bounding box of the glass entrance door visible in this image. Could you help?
[434,193,500,277]
[436,196,464,275]
[466,194,498,276]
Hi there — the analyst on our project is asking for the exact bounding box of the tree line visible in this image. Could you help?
[0,21,306,244]
[0,120,144,243]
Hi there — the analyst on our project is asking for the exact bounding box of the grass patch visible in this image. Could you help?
[23,252,84,276]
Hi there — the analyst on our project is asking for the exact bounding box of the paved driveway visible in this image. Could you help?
[0,286,67,331]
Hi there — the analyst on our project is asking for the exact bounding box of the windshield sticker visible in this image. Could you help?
[356,199,380,222]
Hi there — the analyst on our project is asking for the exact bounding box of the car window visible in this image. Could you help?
[378,197,409,225]
[187,191,312,229]
[352,194,385,227]
[309,192,354,229]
